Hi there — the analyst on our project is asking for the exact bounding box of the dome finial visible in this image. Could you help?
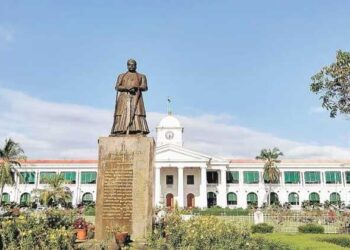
[167,96,172,115]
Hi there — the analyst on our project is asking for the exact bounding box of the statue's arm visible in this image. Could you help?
[115,74,127,92]
[139,74,148,91]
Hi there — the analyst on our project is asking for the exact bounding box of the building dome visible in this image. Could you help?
[158,115,182,128]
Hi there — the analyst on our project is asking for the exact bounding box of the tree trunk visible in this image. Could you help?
[0,184,4,207]
[268,183,271,207]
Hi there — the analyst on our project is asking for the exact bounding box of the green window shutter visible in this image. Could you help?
[309,192,320,203]
[20,193,30,205]
[288,193,299,205]
[207,192,216,199]
[81,172,97,184]
[61,172,76,184]
[325,171,341,184]
[82,192,93,204]
[20,172,35,184]
[346,172,350,184]
[326,171,341,184]
[227,192,237,205]
[305,172,320,184]
[244,171,259,184]
[227,171,239,184]
[284,172,300,184]
[247,193,258,204]
[330,192,341,203]
[40,172,56,184]
[2,193,10,204]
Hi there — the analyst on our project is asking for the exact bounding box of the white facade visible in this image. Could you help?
[3,114,350,209]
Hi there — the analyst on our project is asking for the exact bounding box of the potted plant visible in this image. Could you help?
[73,217,88,240]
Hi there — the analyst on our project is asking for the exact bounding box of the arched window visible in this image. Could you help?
[247,192,258,206]
[227,192,237,205]
[82,192,93,205]
[309,192,320,204]
[330,192,341,204]
[187,193,195,208]
[288,192,299,205]
[166,193,174,208]
[20,193,30,206]
[207,192,217,208]
[269,192,279,205]
[1,193,10,205]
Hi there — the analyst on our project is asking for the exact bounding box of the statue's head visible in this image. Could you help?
[127,59,137,72]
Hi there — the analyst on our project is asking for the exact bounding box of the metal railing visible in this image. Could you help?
[218,214,350,234]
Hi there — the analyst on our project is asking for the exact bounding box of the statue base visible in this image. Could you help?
[95,136,154,242]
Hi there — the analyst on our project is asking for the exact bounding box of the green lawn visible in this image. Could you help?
[255,233,350,250]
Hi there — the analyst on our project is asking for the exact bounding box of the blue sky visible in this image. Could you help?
[1,1,350,159]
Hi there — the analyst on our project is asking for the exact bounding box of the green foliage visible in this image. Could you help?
[182,207,249,216]
[0,138,26,205]
[318,235,350,248]
[252,236,294,250]
[256,147,283,206]
[0,210,75,249]
[251,223,274,234]
[32,174,72,207]
[46,209,75,229]
[298,224,325,234]
[310,50,350,118]
[83,205,96,216]
[148,213,293,249]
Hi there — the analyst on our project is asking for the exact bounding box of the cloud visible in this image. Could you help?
[0,26,14,42]
[0,88,350,160]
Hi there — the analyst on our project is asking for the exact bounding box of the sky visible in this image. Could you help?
[1,1,350,160]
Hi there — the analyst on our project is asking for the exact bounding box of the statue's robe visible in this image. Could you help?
[111,71,150,135]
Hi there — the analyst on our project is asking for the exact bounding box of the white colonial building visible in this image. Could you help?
[3,114,350,209]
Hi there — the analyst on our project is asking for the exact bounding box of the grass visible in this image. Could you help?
[255,233,350,250]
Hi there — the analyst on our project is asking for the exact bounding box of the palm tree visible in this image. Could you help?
[33,174,72,207]
[256,147,283,206]
[0,138,26,205]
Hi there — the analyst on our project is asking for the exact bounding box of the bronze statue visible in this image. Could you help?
[110,59,150,136]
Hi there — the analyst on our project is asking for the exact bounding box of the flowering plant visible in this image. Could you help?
[73,217,88,229]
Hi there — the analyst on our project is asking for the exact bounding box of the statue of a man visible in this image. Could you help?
[110,59,150,136]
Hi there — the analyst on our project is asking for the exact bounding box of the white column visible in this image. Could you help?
[199,166,207,208]
[155,166,161,206]
[218,168,227,207]
[177,166,184,208]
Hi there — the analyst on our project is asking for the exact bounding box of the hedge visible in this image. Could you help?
[298,224,324,234]
[251,223,274,234]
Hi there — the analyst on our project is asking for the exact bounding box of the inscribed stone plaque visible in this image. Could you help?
[95,136,154,242]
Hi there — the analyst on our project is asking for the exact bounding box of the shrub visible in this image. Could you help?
[0,211,75,249]
[320,236,350,248]
[253,236,294,250]
[147,213,293,249]
[298,224,324,234]
[83,206,96,216]
[184,207,249,216]
[251,223,274,234]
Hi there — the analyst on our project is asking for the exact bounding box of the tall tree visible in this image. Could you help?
[310,50,350,118]
[256,147,283,206]
[0,138,26,205]
[33,174,72,207]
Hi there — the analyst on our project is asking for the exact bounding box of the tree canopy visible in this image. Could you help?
[310,50,350,118]
[0,138,26,205]
[32,174,72,207]
[256,147,283,206]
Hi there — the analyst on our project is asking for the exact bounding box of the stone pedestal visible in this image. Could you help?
[95,136,154,242]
